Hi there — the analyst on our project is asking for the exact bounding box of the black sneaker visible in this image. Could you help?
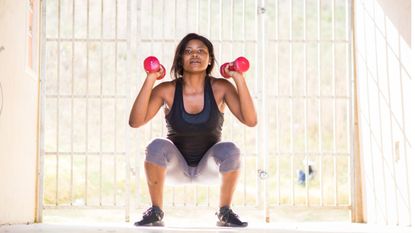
[134,206,164,226]
[216,206,248,227]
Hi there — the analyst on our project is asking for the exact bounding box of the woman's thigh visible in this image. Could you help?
[145,138,192,184]
[193,141,241,185]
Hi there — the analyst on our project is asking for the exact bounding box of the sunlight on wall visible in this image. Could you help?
[354,0,413,226]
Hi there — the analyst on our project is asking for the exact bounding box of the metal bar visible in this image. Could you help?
[125,0,132,222]
[46,37,351,43]
[289,0,294,206]
[70,0,75,206]
[197,0,200,33]
[174,0,177,40]
[183,185,186,207]
[142,38,243,43]
[230,0,234,145]
[172,0,177,207]
[194,185,198,207]
[332,0,338,207]
[160,0,165,138]
[269,204,352,209]
[242,0,246,206]
[269,39,349,43]
[45,152,126,156]
[194,0,200,206]
[48,151,338,157]
[268,95,350,99]
[149,0,160,201]
[55,0,61,207]
[211,0,223,208]
[46,38,128,42]
[43,205,127,209]
[37,0,47,222]
[43,203,351,209]
[243,127,247,205]
[135,0,142,210]
[85,0,90,206]
[346,0,352,209]
[317,0,323,207]
[45,91,127,97]
[253,0,260,208]
[45,94,352,99]
[304,0,310,207]
[114,0,118,207]
[148,0,154,151]
[275,0,281,206]
[208,0,211,37]
[186,0,189,30]
[257,0,268,221]
[99,0,104,206]
[133,38,350,43]
[269,152,351,156]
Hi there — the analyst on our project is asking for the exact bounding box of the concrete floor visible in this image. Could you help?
[0,208,413,233]
[1,222,414,233]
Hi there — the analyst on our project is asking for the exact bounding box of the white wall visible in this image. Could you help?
[411,0,415,226]
[354,0,414,226]
[0,0,40,224]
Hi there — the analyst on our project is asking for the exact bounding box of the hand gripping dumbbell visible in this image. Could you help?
[143,56,166,80]
[220,56,250,78]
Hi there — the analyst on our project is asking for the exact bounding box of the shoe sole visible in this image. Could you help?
[134,221,164,227]
[216,221,248,227]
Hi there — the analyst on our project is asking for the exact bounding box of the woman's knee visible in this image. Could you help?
[213,142,240,158]
[145,138,174,167]
[212,142,241,172]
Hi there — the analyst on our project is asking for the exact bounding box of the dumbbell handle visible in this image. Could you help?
[143,56,165,80]
[220,57,250,78]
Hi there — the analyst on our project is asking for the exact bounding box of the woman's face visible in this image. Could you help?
[182,39,211,74]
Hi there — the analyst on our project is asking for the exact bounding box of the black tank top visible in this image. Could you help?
[165,76,224,166]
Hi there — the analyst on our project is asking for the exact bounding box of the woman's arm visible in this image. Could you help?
[222,70,257,127]
[129,69,165,128]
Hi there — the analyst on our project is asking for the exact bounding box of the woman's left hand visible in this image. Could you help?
[224,64,244,80]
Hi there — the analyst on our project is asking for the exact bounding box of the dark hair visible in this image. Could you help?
[171,33,215,79]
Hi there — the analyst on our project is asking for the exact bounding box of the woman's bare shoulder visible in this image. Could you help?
[155,79,177,91]
[210,76,232,90]
[153,79,177,102]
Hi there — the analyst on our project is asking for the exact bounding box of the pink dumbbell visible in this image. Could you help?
[143,56,166,80]
[220,56,250,78]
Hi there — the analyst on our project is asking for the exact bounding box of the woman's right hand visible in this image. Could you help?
[146,65,166,81]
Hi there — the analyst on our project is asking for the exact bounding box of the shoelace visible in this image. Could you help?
[218,208,239,221]
[142,207,157,217]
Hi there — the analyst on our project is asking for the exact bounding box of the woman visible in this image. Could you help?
[129,33,257,227]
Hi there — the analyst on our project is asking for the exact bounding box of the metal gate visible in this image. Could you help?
[39,0,353,222]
